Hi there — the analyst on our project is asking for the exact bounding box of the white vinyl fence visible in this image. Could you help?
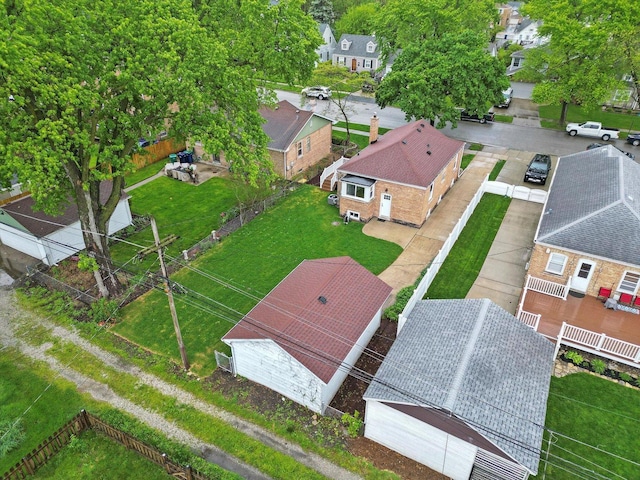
[483,181,547,204]
[319,156,347,191]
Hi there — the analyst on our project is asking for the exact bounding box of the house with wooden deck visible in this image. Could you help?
[364,298,554,480]
[222,256,391,415]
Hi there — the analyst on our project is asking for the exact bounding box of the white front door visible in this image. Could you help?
[379,194,392,219]
[572,259,596,292]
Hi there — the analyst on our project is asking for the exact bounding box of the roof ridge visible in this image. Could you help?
[442,299,489,412]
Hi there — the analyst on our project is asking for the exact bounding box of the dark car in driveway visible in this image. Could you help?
[524,153,551,185]
[586,143,635,160]
[460,110,495,124]
[627,134,640,147]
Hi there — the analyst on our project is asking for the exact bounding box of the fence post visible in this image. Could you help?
[162,453,171,473]
[211,230,217,241]
[553,322,567,360]
[186,465,193,480]
[182,249,189,261]
[596,333,607,351]
[80,409,91,430]
[634,348,640,363]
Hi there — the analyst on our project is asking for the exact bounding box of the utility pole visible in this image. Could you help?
[151,216,190,370]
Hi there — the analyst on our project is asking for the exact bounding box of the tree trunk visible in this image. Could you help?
[559,101,569,126]
[74,181,125,299]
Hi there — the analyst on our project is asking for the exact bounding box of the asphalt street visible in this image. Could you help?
[276,88,638,158]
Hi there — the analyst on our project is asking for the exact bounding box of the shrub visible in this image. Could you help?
[619,372,633,383]
[0,419,26,457]
[565,350,584,366]
[591,359,607,374]
[383,285,414,321]
[88,298,120,323]
[341,411,363,438]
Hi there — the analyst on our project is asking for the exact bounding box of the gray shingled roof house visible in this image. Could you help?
[332,34,382,73]
[258,100,333,179]
[223,257,391,414]
[528,146,640,298]
[316,23,336,63]
[363,299,554,480]
[0,181,132,266]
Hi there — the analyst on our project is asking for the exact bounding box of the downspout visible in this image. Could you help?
[283,150,288,180]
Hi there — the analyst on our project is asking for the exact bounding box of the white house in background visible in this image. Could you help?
[316,23,336,63]
[0,181,132,266]
[333,34,382,74]
[223,256,392,414]
[364,298,554,480]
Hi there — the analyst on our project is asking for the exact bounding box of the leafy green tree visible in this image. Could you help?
[308,0,335,24]
[0,0,318,297]
[332,0,374,20]
[498,43,524,68]
[375,31,509,127]
[334,3,378,38]
[522,0,623,124]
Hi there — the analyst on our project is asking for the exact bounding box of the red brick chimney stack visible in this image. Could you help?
[369,113,379,144]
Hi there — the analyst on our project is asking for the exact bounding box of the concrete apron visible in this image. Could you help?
[363,151,501,305]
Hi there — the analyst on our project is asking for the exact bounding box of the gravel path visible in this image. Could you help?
[0,288,362,480]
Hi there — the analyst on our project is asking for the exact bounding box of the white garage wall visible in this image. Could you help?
[364,400,476,480]
[230,339,324,413]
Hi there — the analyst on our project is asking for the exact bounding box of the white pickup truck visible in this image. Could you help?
[565,121,620,141]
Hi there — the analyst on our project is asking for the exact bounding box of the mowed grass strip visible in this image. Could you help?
[535,374,640,479]
[114,185,402,373]
[110,176,238,273]
[42,340,328,480]
[125,161,165,187]
[425,193,511,299]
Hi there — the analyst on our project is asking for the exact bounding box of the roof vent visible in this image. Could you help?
[427,150,432,155]
[420,123,425,127]
[628,195,634,202]
[402,140,407,144]
[417,128,422,132]
[318,296,327,304]
[295,109,299,114]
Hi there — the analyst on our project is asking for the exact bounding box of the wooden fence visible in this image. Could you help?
[131,138,186,169]
[2,410,209,480]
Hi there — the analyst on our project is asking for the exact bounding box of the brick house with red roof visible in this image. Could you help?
[337,120,465,227]
[222,256,392,414]
[259,100,333,180]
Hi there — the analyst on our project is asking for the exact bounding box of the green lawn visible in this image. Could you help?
[110,176,238,273]
[332,130,370,150]
[535,374,640,479]
[33,430,173,479]
[488,160,506,181]
[461,153,475,170]
[493,114,513,124]
[114,185,402,374]
[538,104,640,136]
[125,162,166,187]
[425,193,511,299]
[333,121,391,135]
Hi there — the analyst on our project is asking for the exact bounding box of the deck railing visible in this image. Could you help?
[525,275,570,300]
[553,322,640,367]
[319,156,347,191]
[516,309,541,330]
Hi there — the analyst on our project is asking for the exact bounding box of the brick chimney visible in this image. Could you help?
[369,113,379,144]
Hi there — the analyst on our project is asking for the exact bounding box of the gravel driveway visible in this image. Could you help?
[0,288,361,480]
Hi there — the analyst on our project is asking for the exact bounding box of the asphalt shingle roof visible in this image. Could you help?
[258,100,315,152]
[537,146,640,266]
[223,257,392,383]
[338,120,464,188]
[1,181,128,237]
[363,299,554,474]
[337,34,379,58]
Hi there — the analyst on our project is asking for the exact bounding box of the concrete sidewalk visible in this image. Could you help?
[363,150,505,301]
[363,146,546,312]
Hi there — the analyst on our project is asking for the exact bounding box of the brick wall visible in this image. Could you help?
[338,149,461,227]
[271,123,332,179]
[528,243,639,298]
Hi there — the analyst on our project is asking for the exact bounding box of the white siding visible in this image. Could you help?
[230,339,325,413]
[322,310,382,410]
[0,224,47,262]
[43,224,86,265]
[108,199,133,235]
[364,400,476,480]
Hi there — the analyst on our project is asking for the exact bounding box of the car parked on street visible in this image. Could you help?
[459,110,495,124]
[524,153,552,185]
[626,133,640,147]
[586,143,635,160]
[301,86,331,100]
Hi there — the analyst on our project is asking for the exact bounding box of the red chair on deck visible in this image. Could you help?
[633,296,640,309]
[597,287,612,302]
[619,293,633,306]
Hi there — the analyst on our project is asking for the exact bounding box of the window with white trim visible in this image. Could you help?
[545,253,567,275]
[618,271,640,294]
[364,59,372,69]
[297,141,303,157]
[306,136,311,152]
[337,56,346,65]
[342,181,373,201]
[366,42,375,53]
[429,183,434,200]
